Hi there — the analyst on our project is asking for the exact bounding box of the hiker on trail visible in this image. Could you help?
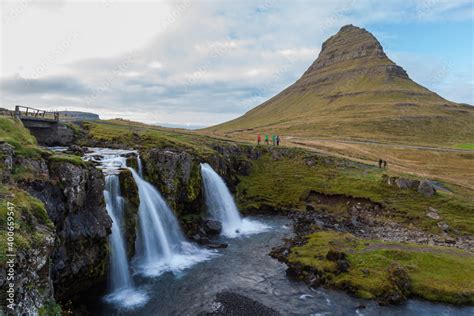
[272,135,276,146]
[257,134,261,145]
[378,159,383,168]
[276,135,280,146]
[265,134,269,145]
[383,160,387,169]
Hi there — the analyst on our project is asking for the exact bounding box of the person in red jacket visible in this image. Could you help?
[257,134,261,145]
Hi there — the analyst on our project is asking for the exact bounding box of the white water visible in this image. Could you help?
[104,175,132,290]
[137,154,143,177]
[129,165,215,277]
[85,149,148,309]
[200,163,269,238]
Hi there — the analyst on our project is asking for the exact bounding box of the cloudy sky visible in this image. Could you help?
[1,0,473,128]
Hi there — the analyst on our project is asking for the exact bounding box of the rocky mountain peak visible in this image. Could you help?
[301,24,408,81]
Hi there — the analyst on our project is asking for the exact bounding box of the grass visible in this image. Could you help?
[455,143,474,150]
[0,117,45,158]
[289,231,474,304]
[49,153,86,167]
[285,138,474,190]
[236,151,474,236]
[81,120,216,156]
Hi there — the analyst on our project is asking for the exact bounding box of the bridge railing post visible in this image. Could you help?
[14,105,21,119]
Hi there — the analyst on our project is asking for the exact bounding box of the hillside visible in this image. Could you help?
[207,25,474,146]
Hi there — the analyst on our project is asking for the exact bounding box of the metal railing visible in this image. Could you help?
[14,105,59,121]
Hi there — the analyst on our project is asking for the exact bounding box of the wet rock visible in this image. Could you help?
[201,291,280,315]
[207,242,228,249]
[66,144,87,155]
[418,180,436,197]
[204,219,222,235]
[306,204,315,212]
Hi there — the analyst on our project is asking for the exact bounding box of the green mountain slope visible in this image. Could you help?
[207,25,474,146]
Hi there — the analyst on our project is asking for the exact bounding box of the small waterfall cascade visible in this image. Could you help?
[200,163,269,237]
[83,148,148,308]
[104,174,133,291]
[200,163,242,235]
[137,154,144,177]
[130,157,215,277]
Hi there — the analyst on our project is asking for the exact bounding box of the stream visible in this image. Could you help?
[79,215,472,316]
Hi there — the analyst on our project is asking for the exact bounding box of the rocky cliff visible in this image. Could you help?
[0,121,112,314]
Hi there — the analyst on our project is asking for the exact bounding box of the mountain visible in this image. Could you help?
[207,25,474,146]
[58,111,100,121]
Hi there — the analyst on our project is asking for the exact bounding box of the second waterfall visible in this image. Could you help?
[201,163,269,237]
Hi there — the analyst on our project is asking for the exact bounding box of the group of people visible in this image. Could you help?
[378,159,388,169]
[257,134,280,146]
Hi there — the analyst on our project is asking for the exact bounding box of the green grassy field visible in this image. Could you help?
[236,151,474,236]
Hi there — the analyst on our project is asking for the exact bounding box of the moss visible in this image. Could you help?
[289,231,474,305]
[236,152,474,236]
[0,185,54,265]
[48,153,86,167]
[38,300,61,316]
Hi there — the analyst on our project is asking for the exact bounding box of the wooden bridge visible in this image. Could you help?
[14,105,60,122]
[5,106,73,145]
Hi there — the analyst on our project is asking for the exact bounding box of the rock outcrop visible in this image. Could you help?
[119,169,140,258]
[1,146,112,313]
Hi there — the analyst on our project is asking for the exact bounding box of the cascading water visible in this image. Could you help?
[137,154,143,177]
[200,163,269,237]
[130,158,214,277]
[104,175,133,291]
[84,149,148,309]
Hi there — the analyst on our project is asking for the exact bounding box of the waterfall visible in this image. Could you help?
[130,162,214,277]
[84,149,148,309]
[137,154,143,177]
[104,175,133,291]
[200,163,269,238]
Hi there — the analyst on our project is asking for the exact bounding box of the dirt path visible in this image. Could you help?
[286,137,474,153]
[361,243,473,257]
[286,137,474,190]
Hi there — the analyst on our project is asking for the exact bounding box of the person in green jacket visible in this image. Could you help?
[272,135,276,146]
[265,134,269,145]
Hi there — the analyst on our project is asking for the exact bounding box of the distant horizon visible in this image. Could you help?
[1,1,473,127]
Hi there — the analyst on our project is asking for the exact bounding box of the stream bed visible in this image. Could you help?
[82,216,473,316]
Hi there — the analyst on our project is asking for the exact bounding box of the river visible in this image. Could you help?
[80,215,473,315]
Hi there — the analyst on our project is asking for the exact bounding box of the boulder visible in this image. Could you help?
[336,259,351,274]
[418,180,436,197]
[66,144,87,155]
[326,249,346,261]
[203,219,222,235]
[437,221,449,232]
[395,178,420,189]
[426,207,440,220]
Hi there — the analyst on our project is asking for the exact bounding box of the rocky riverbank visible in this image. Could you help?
[270,205,474,305]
